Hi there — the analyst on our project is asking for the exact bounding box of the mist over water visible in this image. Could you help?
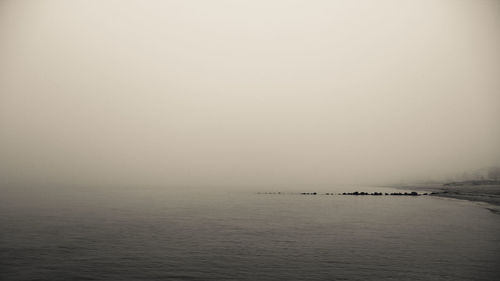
[1,0,500,189]
[1,1,500,280]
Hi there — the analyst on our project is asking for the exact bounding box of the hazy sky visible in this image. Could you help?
[1,0,499,188]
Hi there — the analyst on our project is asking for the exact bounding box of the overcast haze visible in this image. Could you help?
[1,0,499,189]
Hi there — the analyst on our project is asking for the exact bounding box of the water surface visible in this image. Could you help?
[1,186,499,280]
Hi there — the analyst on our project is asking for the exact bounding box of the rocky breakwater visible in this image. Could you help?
[341,191,423,196]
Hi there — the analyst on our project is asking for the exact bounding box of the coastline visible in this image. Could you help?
[396,183,500,211]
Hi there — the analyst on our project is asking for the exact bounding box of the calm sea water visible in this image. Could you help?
[1,186,499,281]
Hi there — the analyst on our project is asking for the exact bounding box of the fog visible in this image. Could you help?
[1,0,499,190]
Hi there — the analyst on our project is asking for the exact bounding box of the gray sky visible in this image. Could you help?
[1,0,499,188]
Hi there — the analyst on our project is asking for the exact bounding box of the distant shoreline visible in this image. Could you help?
[396,182,500,207]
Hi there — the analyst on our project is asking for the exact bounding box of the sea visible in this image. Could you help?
[1,185,499,281]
